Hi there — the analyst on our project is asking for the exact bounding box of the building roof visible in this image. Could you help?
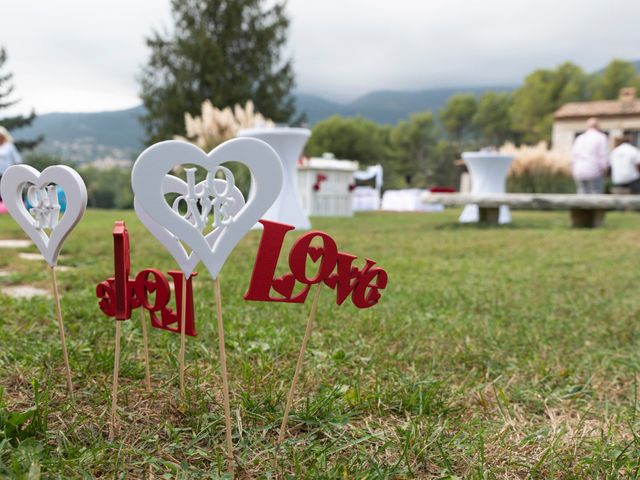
[555,88,640,120]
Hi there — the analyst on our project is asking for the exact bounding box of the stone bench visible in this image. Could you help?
[422,193,640,228]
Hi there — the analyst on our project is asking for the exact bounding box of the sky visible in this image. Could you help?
[3,0,640,115]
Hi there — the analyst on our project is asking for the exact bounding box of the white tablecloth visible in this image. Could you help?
[382,189,444,212]
[459,153,513,224]
[352,186,380,211]
[237,127,312,230]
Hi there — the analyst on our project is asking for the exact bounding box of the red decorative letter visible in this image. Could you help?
[97,221,198,335]
[244,220,309,303]
[157,271,197,336]
[288,231,338,285]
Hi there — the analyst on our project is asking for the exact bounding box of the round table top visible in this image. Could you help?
[462,152,514,162]
[237,127,311,138]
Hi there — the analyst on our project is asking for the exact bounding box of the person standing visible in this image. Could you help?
[0,126,22,200]
[571,117,609,194]
[610,135,640,193]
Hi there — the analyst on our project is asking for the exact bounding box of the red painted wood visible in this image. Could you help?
[97,221,198,335]
[244,219,387,308]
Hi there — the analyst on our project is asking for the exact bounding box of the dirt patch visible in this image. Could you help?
[0,239,32,248]
[1,285,52,299]
[18,253,43,261]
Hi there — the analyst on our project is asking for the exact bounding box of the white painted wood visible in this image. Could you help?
[131,138,283,280]
[297,156,358,217]
[0,165,87,266]
[134,173,244,276]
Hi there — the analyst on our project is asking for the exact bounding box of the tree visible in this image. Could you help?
[439,94,477,141]
[510,62,588,144]
[473,92,513,146]
[0,47,41,150]
[590,59,640,100]
[139,0,296,144]
[430,139,460,188]
[305,115,391,165]
[389,112,439,187]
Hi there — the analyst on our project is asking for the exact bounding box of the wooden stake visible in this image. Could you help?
[179,275,187,399]
[109,320,122,440]
[140,307,151,392]
[278,283,322,443]
[213,277,234,464]
[49,265,74,397]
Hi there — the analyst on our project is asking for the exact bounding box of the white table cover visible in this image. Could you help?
[459,152,513,224]
[382,189,444,212]
[352,186,380,211]
[237,127,311,229]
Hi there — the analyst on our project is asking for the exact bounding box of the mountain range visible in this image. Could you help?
[14,85,514,163]
[13,58,640,163]
[296,85,514,125]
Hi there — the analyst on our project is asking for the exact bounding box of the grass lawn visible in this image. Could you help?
[1,208,640,478]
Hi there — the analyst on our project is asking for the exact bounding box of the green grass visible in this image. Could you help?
[1,209,640,478]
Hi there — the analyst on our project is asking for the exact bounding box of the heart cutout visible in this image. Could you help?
[0,165,87,266]
[367,289,382,304]
[308,246,324,262]
[135,174,244,276]
[132,139,283,279]
[272,273,297,298]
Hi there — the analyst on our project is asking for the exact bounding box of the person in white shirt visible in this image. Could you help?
[0,126,22,200]
[571,117,609,194]
[610,135,640,193]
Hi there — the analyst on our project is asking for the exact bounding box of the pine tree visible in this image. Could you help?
[139,0,297,144]
[0,47,42,150]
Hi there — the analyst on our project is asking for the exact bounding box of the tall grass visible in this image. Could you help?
[501,142,575,193]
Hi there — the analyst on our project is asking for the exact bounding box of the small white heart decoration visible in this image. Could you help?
[131,138,283,280]
[0,165,87,266]
[134,173,245,276]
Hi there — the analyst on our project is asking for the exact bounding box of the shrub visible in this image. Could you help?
[501,142,574,193]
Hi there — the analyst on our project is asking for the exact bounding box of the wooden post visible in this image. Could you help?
[179,275,187,399]
[570,209,606,228]
[213,277,234,465]
[49,265,74,396]
[278,283,322,443]
[478,207,500,225]
[109,320,122,440]
[140,308,151,392]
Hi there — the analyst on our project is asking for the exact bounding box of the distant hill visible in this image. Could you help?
[12,58,640,163]
[296,86,514,125]
[14,106,146,164]
[14,86,514,163]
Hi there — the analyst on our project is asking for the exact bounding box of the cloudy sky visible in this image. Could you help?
[3,0,640,115]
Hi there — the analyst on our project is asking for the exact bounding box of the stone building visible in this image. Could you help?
[552,87,640,152]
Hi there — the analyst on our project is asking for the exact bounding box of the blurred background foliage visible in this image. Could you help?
[4,0,640,203]
[23,153,133,209]
[303,59,640,191]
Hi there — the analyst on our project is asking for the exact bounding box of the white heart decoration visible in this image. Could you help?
[0,165,87,266]
[134,173,245,276]
[131,138,283,280]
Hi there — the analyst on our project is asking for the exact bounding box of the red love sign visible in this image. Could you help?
[96,221,197,336]
[244,220,387,308]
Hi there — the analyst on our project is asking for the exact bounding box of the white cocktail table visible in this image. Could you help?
[237,127,312,230]
[459,152,514,224]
